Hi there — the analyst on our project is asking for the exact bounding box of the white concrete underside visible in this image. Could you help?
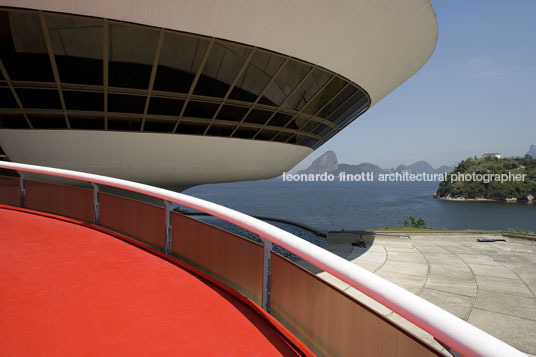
[0,130,311,187]
[0,0,438,106]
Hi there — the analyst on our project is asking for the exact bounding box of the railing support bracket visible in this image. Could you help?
[262,238,272,313]
[164,200,173,255]
[91,183,99,225]
[18,171,25,208]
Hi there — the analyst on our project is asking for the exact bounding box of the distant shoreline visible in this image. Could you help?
[433,194,535,203]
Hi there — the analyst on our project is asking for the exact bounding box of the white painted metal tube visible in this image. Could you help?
[0,161,525,357]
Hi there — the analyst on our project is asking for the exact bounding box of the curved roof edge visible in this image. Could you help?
[0,0,438,106]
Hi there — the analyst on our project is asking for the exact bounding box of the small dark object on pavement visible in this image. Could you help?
[352,234,367,248]
[477,238,506,242]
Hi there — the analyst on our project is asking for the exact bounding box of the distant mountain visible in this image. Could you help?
[436,165,455,173]
[297,151,452,176]
[527,144,536,158]
[395,160,433,173]
[334,163,388,175]
[395,160,454,174]
[297,150,338,175]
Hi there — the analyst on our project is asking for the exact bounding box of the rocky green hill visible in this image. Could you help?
[434,156,536,201]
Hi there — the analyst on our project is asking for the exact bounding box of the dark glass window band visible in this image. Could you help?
[0,7,370,149]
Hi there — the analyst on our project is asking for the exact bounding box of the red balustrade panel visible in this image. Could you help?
[25,180,93,222]
[171,212,263,305]
[271,253,441,357]
[99,193,166,250]
[0,176,19,207]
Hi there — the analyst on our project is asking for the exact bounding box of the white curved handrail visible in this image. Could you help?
[0,161,524,357]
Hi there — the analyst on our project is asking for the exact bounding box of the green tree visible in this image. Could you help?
[435,156,536,200]
[416,218,426,228]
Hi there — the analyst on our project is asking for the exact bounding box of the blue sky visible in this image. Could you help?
[293,0,536,171]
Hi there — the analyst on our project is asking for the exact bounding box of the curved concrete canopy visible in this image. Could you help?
[0,0,438,106]
[0,129,312,188]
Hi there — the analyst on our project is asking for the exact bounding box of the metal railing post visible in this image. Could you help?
[91,183,99,225]
[164,200,172,254]
[18,171,25,208]
[262,238,272,313]
[436,339,462,357]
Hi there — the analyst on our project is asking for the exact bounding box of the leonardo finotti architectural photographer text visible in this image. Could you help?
[282,171,527,183]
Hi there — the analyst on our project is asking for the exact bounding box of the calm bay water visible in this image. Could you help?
[184,179,536,232]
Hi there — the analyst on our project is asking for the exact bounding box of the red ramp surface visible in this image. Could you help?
[0,207,307,356]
